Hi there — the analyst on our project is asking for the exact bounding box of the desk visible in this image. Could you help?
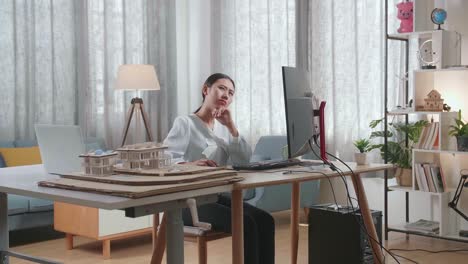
[0,165,231,264]
[230,162,392,264]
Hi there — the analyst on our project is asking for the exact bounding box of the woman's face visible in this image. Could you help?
[203,78,235,109]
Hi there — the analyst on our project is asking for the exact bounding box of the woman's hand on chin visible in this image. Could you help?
[181,159,218,167]
[213,108,239,137]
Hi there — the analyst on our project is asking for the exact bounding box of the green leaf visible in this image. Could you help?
[370,131,393,138]
[369,118,384,129]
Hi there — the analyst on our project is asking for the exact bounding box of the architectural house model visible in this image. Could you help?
[80,151,118,176]
[424,89,444,111]
[115,142,171,170]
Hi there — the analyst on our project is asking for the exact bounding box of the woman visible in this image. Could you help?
[164,73,275,264]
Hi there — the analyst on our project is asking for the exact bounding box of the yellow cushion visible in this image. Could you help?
[0,147,42,167]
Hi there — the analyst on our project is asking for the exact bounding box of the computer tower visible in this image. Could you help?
[308,204,382,264]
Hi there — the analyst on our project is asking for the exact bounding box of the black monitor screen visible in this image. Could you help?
[282,66,317,159]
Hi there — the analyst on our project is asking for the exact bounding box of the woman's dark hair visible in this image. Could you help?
[194,73,235,113]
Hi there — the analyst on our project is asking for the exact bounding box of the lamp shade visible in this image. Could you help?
[115,64,160,91]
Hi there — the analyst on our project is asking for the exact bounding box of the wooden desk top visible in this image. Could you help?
[0,164,232,210]
[233,162,394,189]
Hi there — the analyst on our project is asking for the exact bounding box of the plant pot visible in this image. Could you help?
[354,153,368,165]
[395,167,412,187]
[456,136,468,152]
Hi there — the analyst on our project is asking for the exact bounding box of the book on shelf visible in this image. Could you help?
[405,219,440,234]
[423,164,436,192]
[414,163,445,193]
[430,166,444,193]
[416,122,439,150]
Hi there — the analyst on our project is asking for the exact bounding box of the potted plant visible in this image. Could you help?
[353,138,372,165]
[369,118,428,186]
[449,110,468,151]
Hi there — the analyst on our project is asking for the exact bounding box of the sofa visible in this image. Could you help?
[0,138,105,231]
[244,136,321,212]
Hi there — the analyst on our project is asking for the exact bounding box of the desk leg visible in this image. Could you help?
[152,214,159,250]
[350,173,384,264]
[0,193,9,264]
[165,208,184,264]
[291,182,300,264]
[232,189,243,264]
[151,214,166,264]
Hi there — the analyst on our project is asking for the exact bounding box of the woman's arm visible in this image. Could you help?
[227,134,252,165]
[164,116,218,167]
[215,108,252,165]
[163,116,190,164]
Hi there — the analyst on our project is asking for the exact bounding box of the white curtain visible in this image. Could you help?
[210,0,296,145]
[302,0,406,161]
[0,0,176,148]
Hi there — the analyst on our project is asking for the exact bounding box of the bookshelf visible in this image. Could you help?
[384,0,467,243]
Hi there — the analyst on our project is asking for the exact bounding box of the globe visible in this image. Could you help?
[431,8,447,30]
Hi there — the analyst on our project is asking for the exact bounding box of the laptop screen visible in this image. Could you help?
[35,124,85,175]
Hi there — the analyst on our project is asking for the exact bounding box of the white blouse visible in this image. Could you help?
[163,114,252,166]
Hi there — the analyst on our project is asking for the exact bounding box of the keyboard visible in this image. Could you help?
[232,159,302,171]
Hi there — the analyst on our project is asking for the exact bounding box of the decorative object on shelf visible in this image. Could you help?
[369,118,428,186]
[115,142,171,170]
[395,167,412,187]
[395,72,409,107]
[115,64,160,146]
[431,8,447,30]
[353,138,371,165]
[449,110,468,151]
[79,150,118,176]
[422,89,444,111]
[448,171,468,237]
[443,103,452,112]
[405,219,440,234]
[396,1,414,33]
[417,39,439,69]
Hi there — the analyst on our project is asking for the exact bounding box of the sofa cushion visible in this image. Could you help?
[14,140,38,147]
[28,198,54,213]
[0,141,15,148]
[7,194,29,215]
[243,189,256,200]
[0,147,42,167]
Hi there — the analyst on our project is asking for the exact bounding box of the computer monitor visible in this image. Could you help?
[282,66,327,161]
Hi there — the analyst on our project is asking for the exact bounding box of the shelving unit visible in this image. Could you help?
[384,0,467,243]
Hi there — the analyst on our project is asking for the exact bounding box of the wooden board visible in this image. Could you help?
[59,170,237,186]
[113,164,227,176]
[38,175,243,198]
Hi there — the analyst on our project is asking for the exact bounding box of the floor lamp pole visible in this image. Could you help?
[121,97,154,147]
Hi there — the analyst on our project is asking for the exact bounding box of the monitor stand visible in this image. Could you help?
[313,101,328,163]
[299,160,330,172]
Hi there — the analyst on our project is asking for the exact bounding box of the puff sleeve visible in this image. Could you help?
[163,116,190,164]
[227,134,252,165]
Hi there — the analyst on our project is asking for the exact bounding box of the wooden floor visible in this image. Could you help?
[10,211,468,263]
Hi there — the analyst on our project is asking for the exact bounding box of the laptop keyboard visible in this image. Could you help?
[232,159,302,171]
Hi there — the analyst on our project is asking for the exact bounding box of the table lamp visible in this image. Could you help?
[115,64,160,146]
[448,173,468,237]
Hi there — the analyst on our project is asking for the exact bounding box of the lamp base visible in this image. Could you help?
[459,230,468,238]
[121,97,153,146]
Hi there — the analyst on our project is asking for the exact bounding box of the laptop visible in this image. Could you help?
[35,124,85,175]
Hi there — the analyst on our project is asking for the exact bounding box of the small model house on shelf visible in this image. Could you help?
[421,89,444,111]
[115,142,171,170]
[80,151,118,176]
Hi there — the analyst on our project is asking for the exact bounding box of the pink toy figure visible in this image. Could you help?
[397,1,413,33]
